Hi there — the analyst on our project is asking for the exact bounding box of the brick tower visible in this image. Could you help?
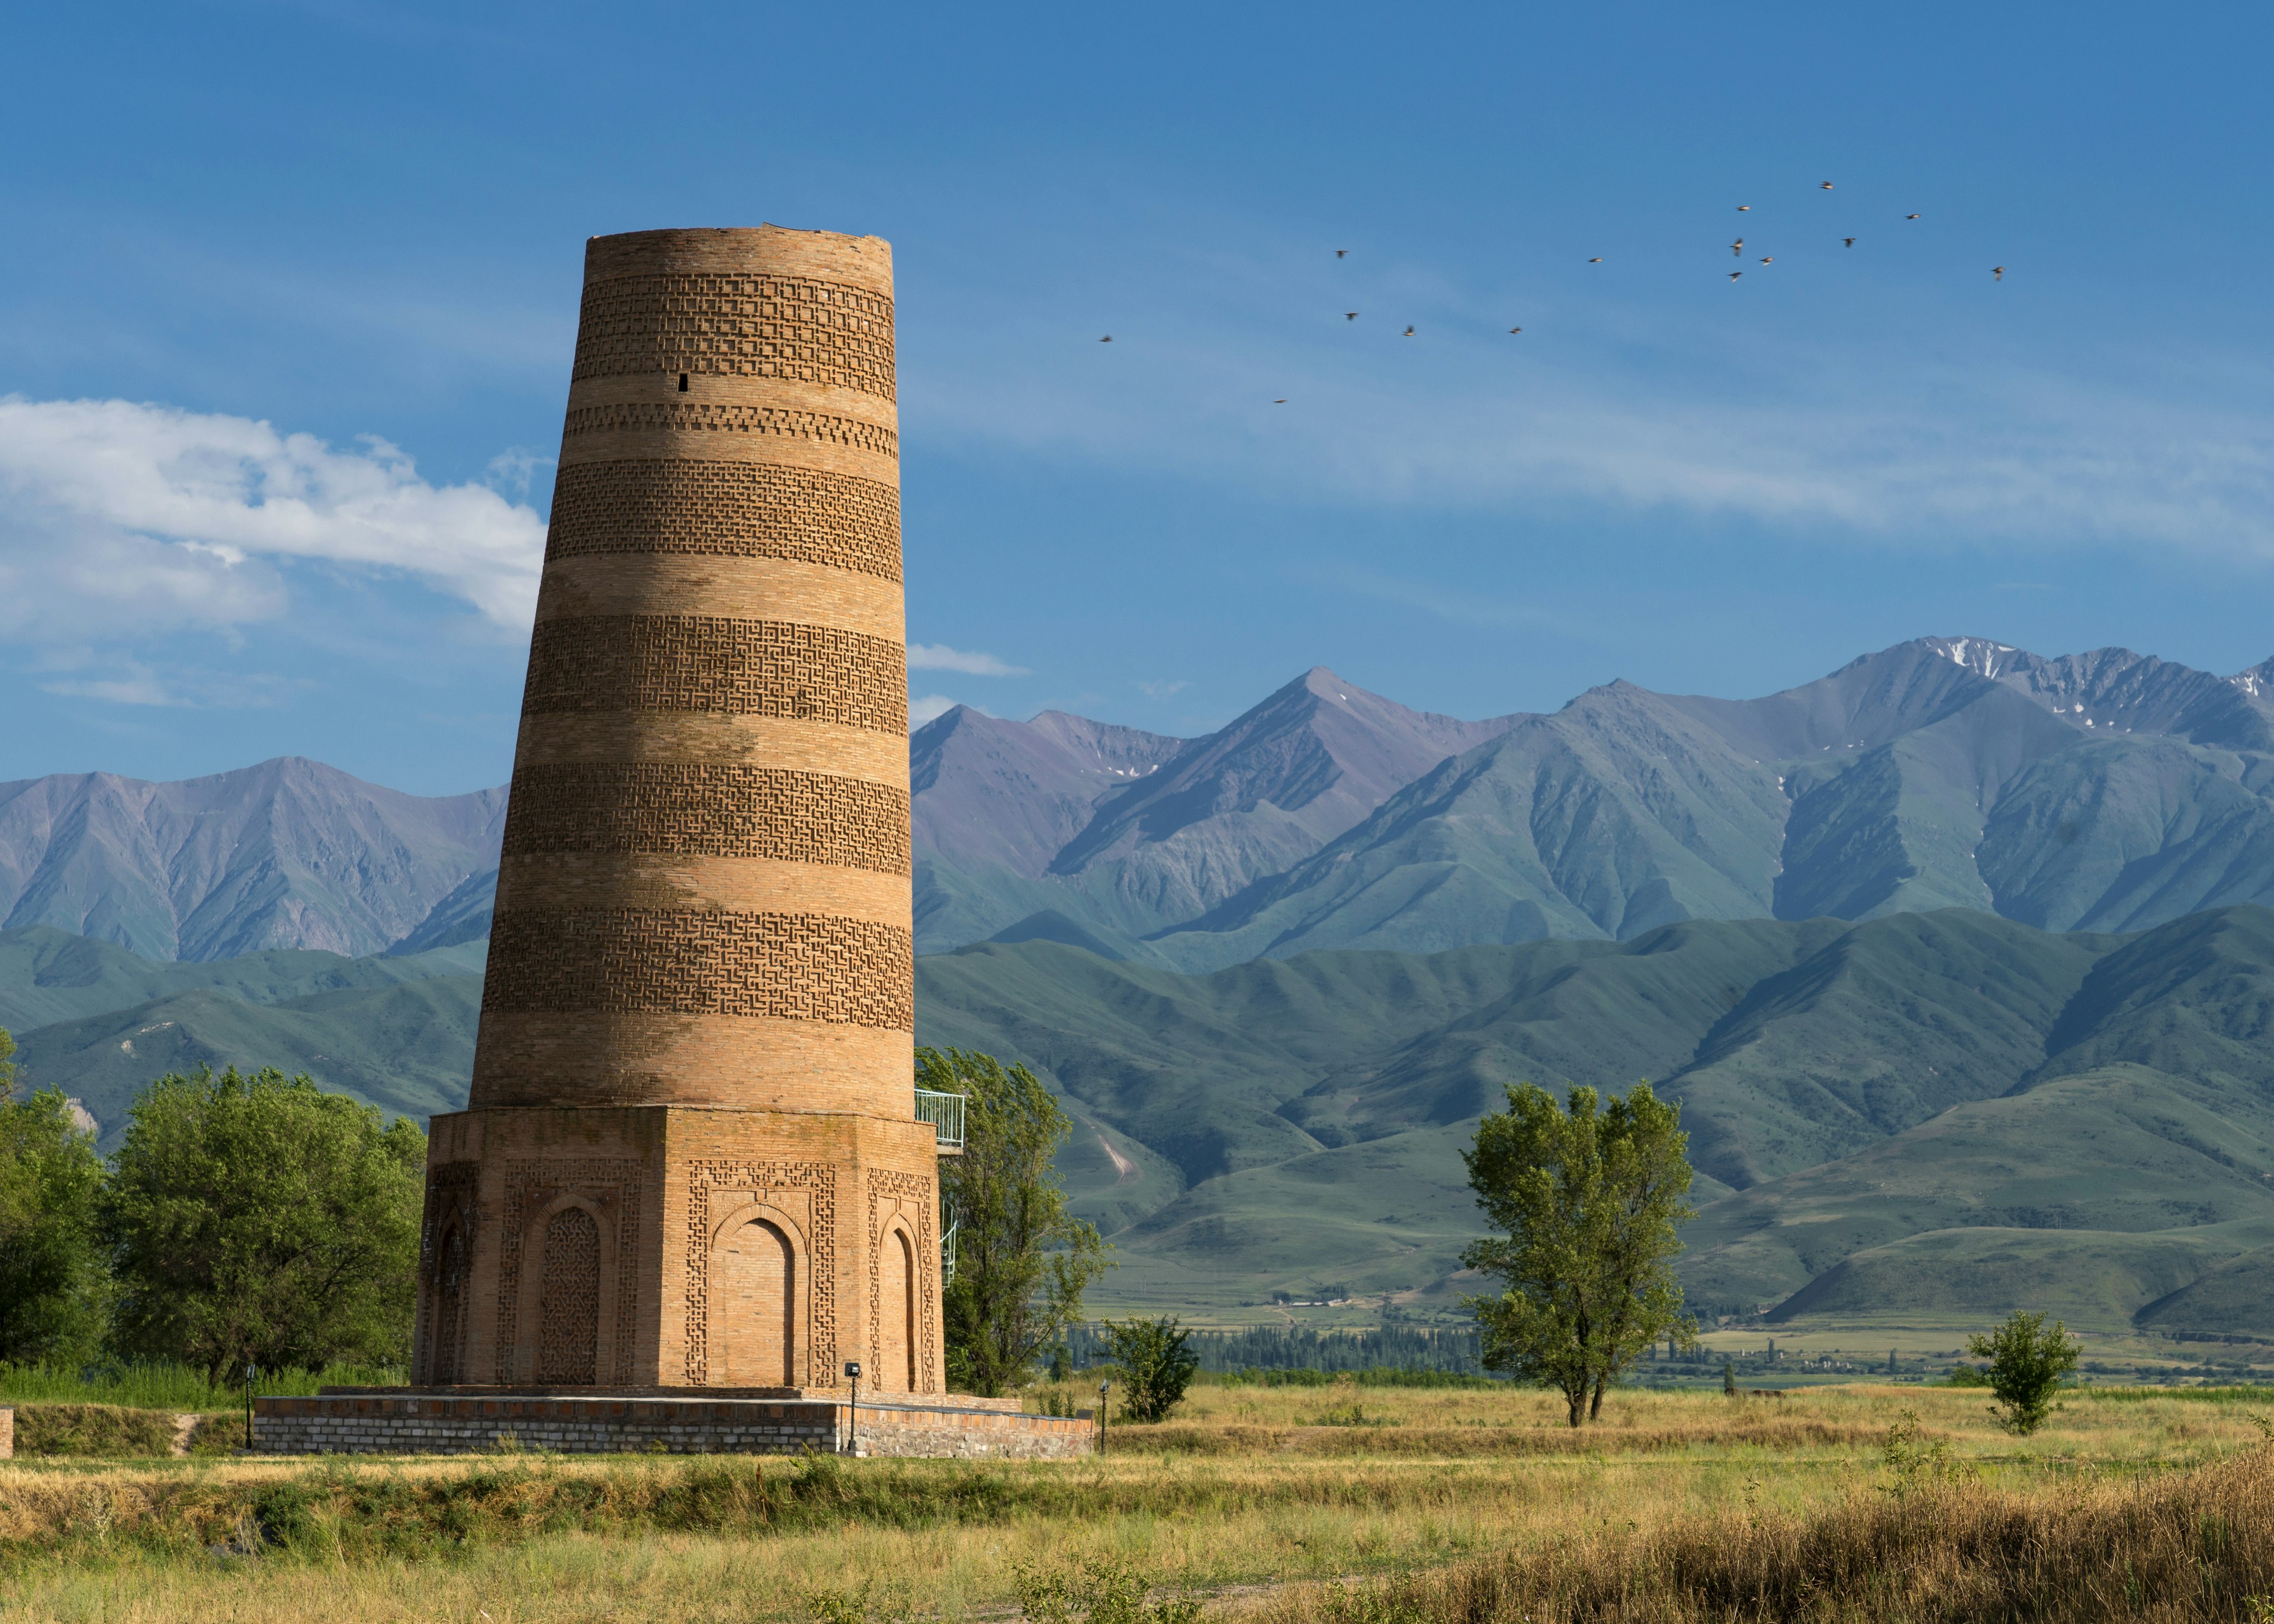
[412,226,943,1397]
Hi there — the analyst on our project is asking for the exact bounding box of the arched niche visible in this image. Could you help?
[708,1201,812,1388]
[876,1214,919,1392]
[515,1192,619,1385]
[426,1220,471,1385]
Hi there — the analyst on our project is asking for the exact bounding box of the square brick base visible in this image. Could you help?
[253,1388,1094,1459]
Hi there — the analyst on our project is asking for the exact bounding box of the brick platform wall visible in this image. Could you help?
[253,1392,1091,1458]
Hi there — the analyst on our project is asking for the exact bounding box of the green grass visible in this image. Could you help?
[15,1403,187,1457]
[2079,1383,2274,1406]
[0,1361,408,1410]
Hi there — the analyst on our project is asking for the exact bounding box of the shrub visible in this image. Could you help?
[1878,1408,1973,1500]
[1101,1315,1200,1424]
[1014,1558,1204,1624]
[1967,1310,2080,1435]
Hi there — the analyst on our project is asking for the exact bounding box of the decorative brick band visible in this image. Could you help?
[545,461,901,582]
[485,908,914,1031]
[562,402,897,461]
[522,616,907,736]
[572,273,895,398]
[501,763,910,875]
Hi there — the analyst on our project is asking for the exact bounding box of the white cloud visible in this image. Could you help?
[1136,679,1190,699]
[907,642,1029,676]
[1320,567,1579,632]
[0,397,547,639]
[905,242,2274,565]
[910,694,962,725]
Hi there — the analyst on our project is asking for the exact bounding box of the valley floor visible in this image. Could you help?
[5,1384,2272,1622]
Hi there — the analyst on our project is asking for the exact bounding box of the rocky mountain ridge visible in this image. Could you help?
[20,636,2274,970]
[919,635,2274,967]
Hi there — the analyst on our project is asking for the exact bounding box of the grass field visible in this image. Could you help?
[2,1380,2271,1622]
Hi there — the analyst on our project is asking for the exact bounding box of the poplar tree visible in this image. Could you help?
[1462,1081,1698,1427]
[921,1047,1109,1396]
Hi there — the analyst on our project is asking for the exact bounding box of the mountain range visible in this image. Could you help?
[21,636,2274,976]
[11,634,2274,1341]
[0,757,503,961]
[916,636,2274,969]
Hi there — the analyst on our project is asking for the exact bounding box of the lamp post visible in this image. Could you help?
[843,1361,862,1455]
[1097,1378,1110,1452]
[243,1363,256,1451]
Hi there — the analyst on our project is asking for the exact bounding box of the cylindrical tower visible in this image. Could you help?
[473,226,911,1114]
[413,228,944,1401]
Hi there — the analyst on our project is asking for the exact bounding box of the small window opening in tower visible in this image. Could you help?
[677,372,689,391]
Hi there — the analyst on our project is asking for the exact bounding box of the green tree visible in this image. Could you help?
[1965,1309,2080,1435]
[921,1047,1109,1397]
[1461,1080,1698,1427]
[100,1066,425,1385]
[0,1023,109,1365]
[1101,1314,1200,1423]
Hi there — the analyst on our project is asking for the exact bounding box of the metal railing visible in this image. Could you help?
[914,1088,966,1153]
[941,1219,959,1288]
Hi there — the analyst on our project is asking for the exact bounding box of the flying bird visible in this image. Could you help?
[1843,237,1856,247]
[1345,311,1358,320]
[1820,181,1835,190]
[1100,336,1112,342]
[1759,256,1774,264]
[1403,325,1416,336]
[1729,272,1743,281]
[1274,398,1287,404]
[1993,266,2005,281]
[1732,239,1744,255]
[1905,213,1920,220]
[1336,249,1347,258]
[1737,204,1752,211]
[1588,256,1603,262]
[1508,326,1523,333]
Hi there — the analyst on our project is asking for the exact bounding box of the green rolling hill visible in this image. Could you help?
[0,927,483,1144]
[916,906,2274,1333]
[5,906,2274,1338]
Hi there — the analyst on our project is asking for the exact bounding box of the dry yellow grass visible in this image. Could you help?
[0,1384,2263,1622]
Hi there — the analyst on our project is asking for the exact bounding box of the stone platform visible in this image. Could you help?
[252,1387,1095,1459]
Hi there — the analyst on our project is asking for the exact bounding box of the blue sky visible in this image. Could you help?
[5,0,2273,794]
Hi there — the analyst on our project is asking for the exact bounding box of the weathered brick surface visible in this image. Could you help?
[253,1394,1092,1459]
[418,227,948,1440]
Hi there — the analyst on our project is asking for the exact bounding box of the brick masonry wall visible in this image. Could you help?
[254,1393,1092,1459]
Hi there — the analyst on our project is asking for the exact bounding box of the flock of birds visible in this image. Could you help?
[1094,181,2006,403]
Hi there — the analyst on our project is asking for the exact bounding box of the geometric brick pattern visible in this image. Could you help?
[485,908,915,1030]
[536,1206,603,1384]
[522,615,908,735]
[561,401,898,461]
[868,1168,939,1393]
[571,274,895,400]
[683,1159,839,1387]
[545,460,901,582]
[501,763,911,874]
[493,1160,645,1387]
